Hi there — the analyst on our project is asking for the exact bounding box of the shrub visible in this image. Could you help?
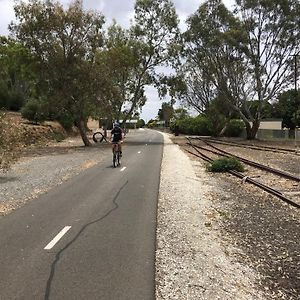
[174,116,211,135]
[21,98,47,123]
[57,113,75,130]
[8,91,24,111]
[0,83,9,109]
[136,119,145,128]
[224,119,245,137]
[147,120,157,128]
[207,157,245,172]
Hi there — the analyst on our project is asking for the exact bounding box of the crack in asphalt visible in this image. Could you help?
[44,180,129,300]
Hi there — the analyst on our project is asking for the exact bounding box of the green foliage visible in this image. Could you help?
[21,98,47,123]
[95,0,180,124]
[224,119,245,137]
[207,157,245,172]
[158,102,174,126]
[0,36,36,111]
[174,108,189,120]
[172,116,211,135]
[0,82,9,109]
[10,0,106,145]
[136,119,145,128]
[181,0,300,140]
[273,89,300,129]
[56,112,75,130]
[147,120,157,128]
[247,100,274,119]
[205,96,233,136]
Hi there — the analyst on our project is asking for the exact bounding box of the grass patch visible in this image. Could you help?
[207,157,245,173]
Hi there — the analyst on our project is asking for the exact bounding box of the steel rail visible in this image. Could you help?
[191,137,298,155]
[185,141,300,209]
[193,138,300,182]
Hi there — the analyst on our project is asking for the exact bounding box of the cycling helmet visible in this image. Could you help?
[113,122,120,127]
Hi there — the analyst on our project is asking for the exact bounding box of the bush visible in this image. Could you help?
[0,83,25,111]
[0,83,9,110]
[57,113,75,130]
[21,98,47,123]
[147,120,157,128]
[173,116,211,135]
[207,157,245,172]
[224,119,245,137]
[136,119,145,128]
[8,91,24,111]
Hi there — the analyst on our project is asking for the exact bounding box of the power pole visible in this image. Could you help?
[290,53,299,121]
[291,53,299,93]
[291,52,299,152]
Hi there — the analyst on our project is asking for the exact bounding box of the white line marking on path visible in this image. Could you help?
[44,226,71,250]
[138,151,141,154]
[120,167,127,172]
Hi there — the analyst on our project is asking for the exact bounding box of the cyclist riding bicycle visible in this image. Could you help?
[110,122,124,157]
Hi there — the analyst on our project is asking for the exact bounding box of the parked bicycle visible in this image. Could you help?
[92,131,108,143]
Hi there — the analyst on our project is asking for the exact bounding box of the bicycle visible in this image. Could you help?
[112,142,121,168]
[92,131,108,143]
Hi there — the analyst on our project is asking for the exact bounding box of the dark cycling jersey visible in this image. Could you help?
[111,127,123,142]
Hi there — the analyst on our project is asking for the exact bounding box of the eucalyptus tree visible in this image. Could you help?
[93,22,144,124]
[184,0,299,139]
[121,0,180,123]
[158,102,174,126]
[234,0,300,137]
[10,0,105,145]
[0,36,35,110]
[92,0,180,126]
[273,89,300,129]
[184,0,257,138]
[180,66,217,114]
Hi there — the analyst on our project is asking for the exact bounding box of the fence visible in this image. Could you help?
[241,128,300,143]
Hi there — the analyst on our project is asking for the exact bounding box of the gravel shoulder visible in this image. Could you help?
[0,136,110,215]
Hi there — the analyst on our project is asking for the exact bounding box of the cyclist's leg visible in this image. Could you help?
[112,143,117,167]
[119,142,122,157]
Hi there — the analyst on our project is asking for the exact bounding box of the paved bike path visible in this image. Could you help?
[0,129,163,300]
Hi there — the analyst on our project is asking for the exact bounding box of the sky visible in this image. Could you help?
[0,0,235,122]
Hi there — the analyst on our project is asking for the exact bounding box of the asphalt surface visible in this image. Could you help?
[0,129,163,300]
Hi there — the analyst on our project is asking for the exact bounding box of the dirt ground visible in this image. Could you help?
[0,112,68,170]
[172,135,300,299]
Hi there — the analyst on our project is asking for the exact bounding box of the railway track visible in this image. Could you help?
[185,137,300,209]
[191,137,299,155]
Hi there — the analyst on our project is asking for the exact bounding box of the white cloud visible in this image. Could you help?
[0,0,16,35]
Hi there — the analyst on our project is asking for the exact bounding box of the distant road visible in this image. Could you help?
[0,129,163,300]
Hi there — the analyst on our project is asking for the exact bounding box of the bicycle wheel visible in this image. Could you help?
[93,132,105,143]
[117,152,120,166]
[113,152,116,168]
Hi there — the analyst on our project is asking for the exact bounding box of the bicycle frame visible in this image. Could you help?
[112,142,121,167]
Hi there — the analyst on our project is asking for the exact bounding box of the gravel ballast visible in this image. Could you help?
[156,133,264,299]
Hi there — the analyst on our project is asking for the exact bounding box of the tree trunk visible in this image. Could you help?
[76,119,91,146]
[245,119,260,140]
[219,116,232,136]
